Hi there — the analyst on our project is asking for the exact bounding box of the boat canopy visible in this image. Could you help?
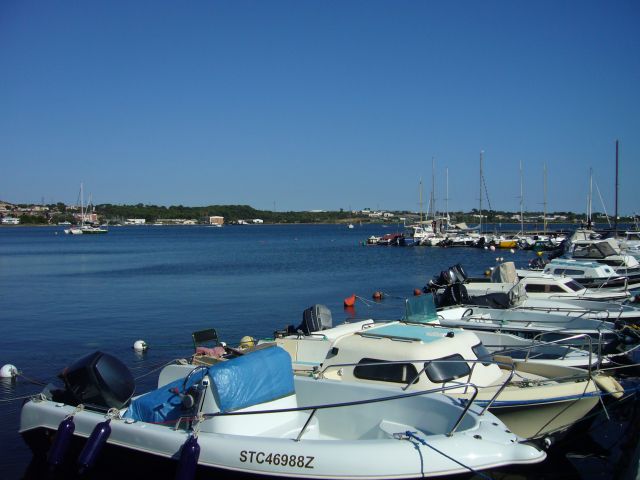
[572,239,620,259]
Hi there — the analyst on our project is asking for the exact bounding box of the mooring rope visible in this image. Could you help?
[402,430,494,480]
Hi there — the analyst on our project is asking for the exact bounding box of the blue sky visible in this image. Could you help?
[1,1,638,215]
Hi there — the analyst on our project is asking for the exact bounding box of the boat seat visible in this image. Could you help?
[192,328,220,351]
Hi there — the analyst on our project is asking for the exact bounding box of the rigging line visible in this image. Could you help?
[17,373,49,386]
[481,172,493,212]
[0,393,44,403]
[594,179,612,228]
[134,359,180,381]
[403,431,494,480]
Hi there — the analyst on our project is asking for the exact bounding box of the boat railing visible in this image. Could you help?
[454,307,615,329]
[527,332,599,375]
[402,358,515,417]
[200,380,480,439]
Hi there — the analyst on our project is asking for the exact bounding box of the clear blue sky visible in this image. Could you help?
[1,1,638,215]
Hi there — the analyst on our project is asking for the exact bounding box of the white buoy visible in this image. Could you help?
[1,364,17,378]
[489,245,495,251]
[133,340,148,352]
[483,246,488,250]
[510,249,515,254]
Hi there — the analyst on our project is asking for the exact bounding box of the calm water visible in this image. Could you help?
[1,225,637,479]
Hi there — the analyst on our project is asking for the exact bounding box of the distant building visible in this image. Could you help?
[125,218,146,225]
[209,216,224,226]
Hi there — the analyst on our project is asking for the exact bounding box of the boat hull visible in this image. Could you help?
[20,392,544,479]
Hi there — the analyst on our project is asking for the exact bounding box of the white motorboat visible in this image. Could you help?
[20,347,546,479]
[470,262,630,302]
[266,305,623,441]
[523,257,639,291]
[428,264,640,325]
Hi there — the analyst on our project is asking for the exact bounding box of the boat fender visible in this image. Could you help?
[175,435,200,480]
[594,375,624,400]
[413,288,422,296]
[47,416,76,468]
[77,418,111,474]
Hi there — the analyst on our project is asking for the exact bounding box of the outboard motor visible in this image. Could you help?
[528,256,547,270]
[451,264,468,283]
[297,304,333,335]
[55,351,135,410]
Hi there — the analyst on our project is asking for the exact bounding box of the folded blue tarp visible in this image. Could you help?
[124,346,294,423]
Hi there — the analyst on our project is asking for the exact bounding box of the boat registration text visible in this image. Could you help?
[239,451,315,469]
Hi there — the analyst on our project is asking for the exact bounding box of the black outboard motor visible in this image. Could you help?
[56,351,135,410]
[452,264,468,283]
[528,256,547,270]
[297,304,333,335]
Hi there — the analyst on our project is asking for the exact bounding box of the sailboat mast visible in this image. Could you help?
[446,167,449,223]
[419,178,423,224]
[80,182,84,228]
[588,168,593,227]
[479,151,483,234]
[519,161,524,235]
[543,163,547,235]
[614,139,619,233]
[431,157,436,223]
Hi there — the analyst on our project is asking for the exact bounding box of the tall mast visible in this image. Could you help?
[445,166,449,222]
[431,157,436,222]
[543,163,547,234]
[588,167,593,227]
[419,177,423,224]
[80,182,84,227]
[479,151,483,234]
[614,139,619,233]
[519,161,524,235]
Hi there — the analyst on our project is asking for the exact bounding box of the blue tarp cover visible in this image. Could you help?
[123,368,208,424]
[124,347,294,423]
[210,346,294,412]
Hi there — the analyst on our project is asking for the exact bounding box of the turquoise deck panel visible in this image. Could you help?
[364,323,451,343]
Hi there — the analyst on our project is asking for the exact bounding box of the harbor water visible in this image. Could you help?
[1,224,638,479]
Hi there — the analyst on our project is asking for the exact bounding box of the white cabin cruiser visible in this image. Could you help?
[20,347,546,479]
[522,257,639,292]
[470,262,630,302]
[267,305,623,441]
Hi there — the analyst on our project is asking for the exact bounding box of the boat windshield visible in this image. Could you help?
[354,358,419,384]
[565,280,584,292]
[424,354,471,383]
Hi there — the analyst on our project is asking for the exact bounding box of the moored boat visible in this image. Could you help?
[20,347,546,479]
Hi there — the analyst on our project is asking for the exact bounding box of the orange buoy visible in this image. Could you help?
[413,288,422,296]
[372,291,383,300]
[343,294,356,307]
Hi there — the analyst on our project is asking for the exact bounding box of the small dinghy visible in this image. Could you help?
[20,347,545,479]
